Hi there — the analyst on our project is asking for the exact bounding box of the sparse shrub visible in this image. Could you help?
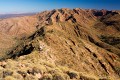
[40,74,52,80]
[53,73,65,80]
[115,66,120,76]
[48,69,57,74]
[66,71,78,79]
[27,67,42,75]
[27,69,33,75]
[32,67,42,74]
[3,70,13,78]
[17,71,27,78]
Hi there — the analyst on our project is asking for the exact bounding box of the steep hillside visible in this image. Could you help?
[0,16,38,37]
[0,8,120,80]
[0,15,39,54]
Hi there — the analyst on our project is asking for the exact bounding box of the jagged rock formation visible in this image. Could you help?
[0,8,120,80]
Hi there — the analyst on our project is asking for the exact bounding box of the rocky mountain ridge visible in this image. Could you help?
[0,8,120,80]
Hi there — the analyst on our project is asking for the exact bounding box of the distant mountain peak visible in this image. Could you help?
[0,13,36,19]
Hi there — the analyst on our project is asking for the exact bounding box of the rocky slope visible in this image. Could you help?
[0,8,120,80]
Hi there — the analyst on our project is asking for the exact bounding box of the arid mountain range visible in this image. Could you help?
[0,13,36,19]
[0,8,120,80]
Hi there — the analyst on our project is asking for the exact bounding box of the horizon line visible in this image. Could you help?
[0,7,119,14]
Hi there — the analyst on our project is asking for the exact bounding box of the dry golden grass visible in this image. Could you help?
[0,50,101,80]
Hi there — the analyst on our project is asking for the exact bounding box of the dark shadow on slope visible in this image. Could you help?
[0,27,45,60]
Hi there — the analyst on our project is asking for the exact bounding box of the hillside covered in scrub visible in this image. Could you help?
[0,8,120,80]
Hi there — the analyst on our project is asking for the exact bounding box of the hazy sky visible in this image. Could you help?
[0,0,120,13]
